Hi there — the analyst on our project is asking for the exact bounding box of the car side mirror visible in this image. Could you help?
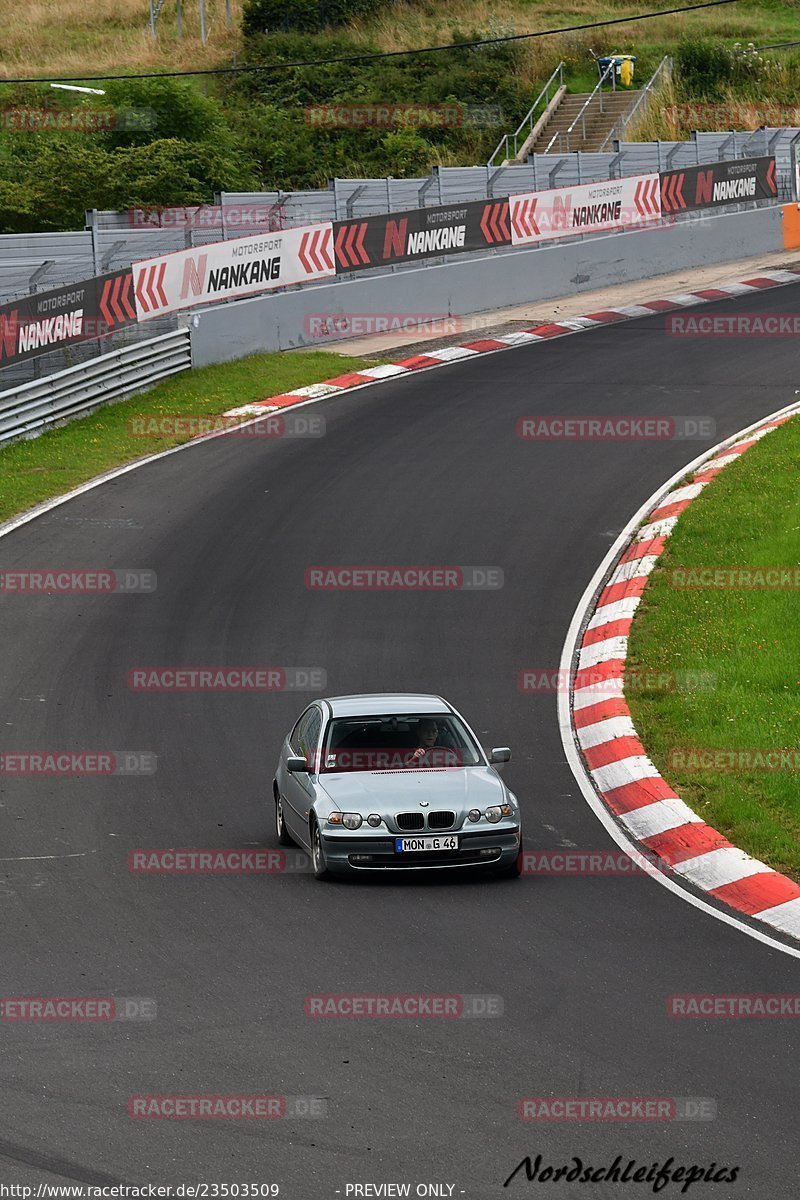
[489,747,511,764]
[287,755,310,773]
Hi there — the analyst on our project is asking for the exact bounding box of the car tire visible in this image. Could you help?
[274,788,294,847]
[310,816,332,881]
[499,838,524,879]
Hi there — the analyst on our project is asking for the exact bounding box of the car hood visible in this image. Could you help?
[316,767,506,813]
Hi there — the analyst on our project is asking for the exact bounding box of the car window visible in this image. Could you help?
[290,708,314,755]
[291,706,321,761]
[302,709,322,764]
[320,713,483,772]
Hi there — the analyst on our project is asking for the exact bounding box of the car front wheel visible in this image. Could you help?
[310,817,332,881]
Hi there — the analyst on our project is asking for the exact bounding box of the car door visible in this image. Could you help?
[282,705,322,844]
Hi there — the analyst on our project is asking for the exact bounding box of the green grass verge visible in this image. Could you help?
[0,350,379,525]
[626,412,800,880]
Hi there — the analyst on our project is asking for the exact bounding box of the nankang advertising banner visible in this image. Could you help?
[0,269,136,367]
[333,198,510,272]
[660,157,777,214]
[509,174,661,245]
[132,223,335,320]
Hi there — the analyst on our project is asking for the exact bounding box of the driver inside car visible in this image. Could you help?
[405,718,441,766]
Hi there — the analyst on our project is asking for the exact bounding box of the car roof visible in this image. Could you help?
[322,693,451,718]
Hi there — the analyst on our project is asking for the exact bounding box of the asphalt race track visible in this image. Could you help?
[1,283,800,1198]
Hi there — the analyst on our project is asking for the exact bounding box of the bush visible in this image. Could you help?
[100,78,232,148]
[675,39,733,98]
[242,0,374,36]
[0,137,257,233]
[223,27,523,188]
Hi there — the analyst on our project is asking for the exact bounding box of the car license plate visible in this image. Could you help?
[395,835,458,853]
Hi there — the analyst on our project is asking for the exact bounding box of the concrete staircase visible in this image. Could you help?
[530,88,643,154]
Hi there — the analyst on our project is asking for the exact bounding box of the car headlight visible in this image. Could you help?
[367,814,381,827]
[485,805,513,823]
[341,812,363,830]
[467,808,481,822]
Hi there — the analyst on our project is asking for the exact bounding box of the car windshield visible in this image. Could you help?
[319,713,484,773]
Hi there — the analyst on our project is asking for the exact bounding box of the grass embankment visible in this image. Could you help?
[626,414,800,879]
[5,0,799,82]
[0,0,243,78]
[4,1,800,227]
[0,349,377,525]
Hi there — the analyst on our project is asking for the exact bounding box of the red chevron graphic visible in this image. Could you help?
[120,273,136,319]
[661,171,687,213]
[480,200,511,245]
[109,274,125,323]
[635,176,661,217]
[145,265,160,310]
[318,227,334,270]
[335,222,370,268]
[134,266,150,314]
[766,159,777,193]
[673,173,686,210]
[299,231,314,273]
[300,228,334,274]
[497,202,510,241]
[99,279,115,327]
[511,196,540,240]
[155,262,168,306]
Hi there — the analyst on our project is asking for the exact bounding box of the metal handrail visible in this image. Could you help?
[598,55,673,152]
[488,62,565,167]
[543,59,616,154]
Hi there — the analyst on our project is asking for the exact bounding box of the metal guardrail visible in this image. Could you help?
[544,60,617,154]
[488,63,565,168]
[599,56,673,152]
[0,328,191,447]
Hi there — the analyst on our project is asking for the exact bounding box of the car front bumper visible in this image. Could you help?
[320,825,521,872]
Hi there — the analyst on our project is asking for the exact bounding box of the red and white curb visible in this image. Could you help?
[223,266,800,417]
[569,403,800,944]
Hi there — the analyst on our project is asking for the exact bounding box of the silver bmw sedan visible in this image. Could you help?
[272,693,523,879]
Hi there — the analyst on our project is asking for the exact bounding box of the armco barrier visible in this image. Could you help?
[189,205,786,367]
[0,329,190,446]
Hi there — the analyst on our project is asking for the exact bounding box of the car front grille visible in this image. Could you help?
[428,810,456,829]
[396,812,425,831]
